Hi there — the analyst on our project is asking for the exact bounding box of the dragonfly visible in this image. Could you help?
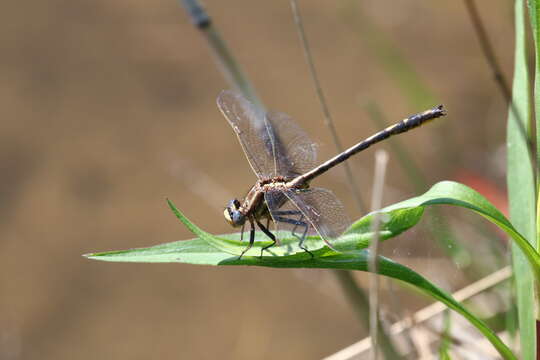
[218,90,446,258]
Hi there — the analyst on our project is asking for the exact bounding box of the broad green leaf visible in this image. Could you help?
[509,0,537,358]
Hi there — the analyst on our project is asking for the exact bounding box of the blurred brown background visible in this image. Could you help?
[1,1,514,359]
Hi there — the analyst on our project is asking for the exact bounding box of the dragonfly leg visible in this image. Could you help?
[256,220,276,258]
[240,223,245,242]
[272,210,305,243]
[289,213,305,238]
[272,210,302,216]
[273,211,309,245]
[296,218,311,256]
[273,215,313,258]
[238,219,255,260]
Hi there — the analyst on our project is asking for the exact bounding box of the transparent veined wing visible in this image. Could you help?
[265,187,349,251]
[286,187,349,249]
[264,189,314,250]
[217,90,274,179]
[217,90,317,179]
[265,110,317,178]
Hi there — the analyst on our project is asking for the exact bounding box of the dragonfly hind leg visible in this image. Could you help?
[273,214,313,258]
[291,214,311,257]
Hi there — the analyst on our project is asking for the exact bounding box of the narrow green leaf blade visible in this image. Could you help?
[509,0,537,358]
[163,198,425,257]
[379,181,540,277]
[86,180,534,359]
[529,0,540,168]
[86,238,515,359]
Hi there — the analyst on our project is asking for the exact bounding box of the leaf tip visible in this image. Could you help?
[166,198,179,214]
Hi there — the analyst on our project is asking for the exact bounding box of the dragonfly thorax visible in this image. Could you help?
[224,177,300,229]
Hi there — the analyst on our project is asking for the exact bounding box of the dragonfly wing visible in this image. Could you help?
[265,111,317,178]
[283,187,350,249]
[217,90,318,180]
[217,90,277,179]
[264,189,316,249]
[264,187,349,250]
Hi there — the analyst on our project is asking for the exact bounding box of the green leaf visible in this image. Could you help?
[509,0,537,358]
[86,227,515,359]
[162,198,425,258]
[86,183,527,359]
[85,180,536,359]
[88,196,426,263]
[529,0,540,169]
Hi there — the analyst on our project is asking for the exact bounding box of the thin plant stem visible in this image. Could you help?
[463,0,535,177]
[179,4,389,354]
[438,310,452,358]
[289,2,402,359]
[364,102,471,268]
[368,150,389,360]
[326,267,513,360]
[332,271,402,360]
[290,0,366,214]
[180,0,263,109]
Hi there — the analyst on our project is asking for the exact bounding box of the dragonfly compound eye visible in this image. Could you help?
[231,210,245,226]
[224,200,246,227]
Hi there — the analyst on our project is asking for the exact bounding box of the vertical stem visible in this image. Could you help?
[180,0,263,109]
[332,270,402,360]
[290,0,366,213]
[289,2,400,358]
[368,150,389,360]
[463,0,535,176]
[530,1,540,176]
[508,0,537,358]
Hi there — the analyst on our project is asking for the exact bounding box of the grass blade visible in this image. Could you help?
[508,0,537,358]
[179,0,262,108]
[530,0,540,169]
[85,206,516,359]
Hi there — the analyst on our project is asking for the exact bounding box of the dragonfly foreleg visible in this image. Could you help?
[238,219,255,260]
[273,215,313,258]
[256,220,277,258]
[240,223,245,242]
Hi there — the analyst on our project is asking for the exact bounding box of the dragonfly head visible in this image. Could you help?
[224,199,246,227]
